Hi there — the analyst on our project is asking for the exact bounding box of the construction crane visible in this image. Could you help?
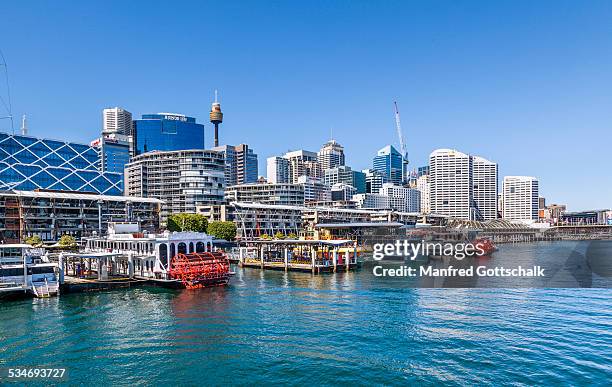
[393,101,409,182]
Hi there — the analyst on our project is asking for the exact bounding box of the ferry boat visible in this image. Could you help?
[0,244,60,298]
[78,223,231,289]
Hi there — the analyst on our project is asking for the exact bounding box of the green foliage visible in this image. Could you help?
[207,221,237,241]
[25,235,43,246]
[58,234,77,247]
[274,232,285,240]
[287,233,298,240]
[260,233,272,240]
[167,213,208,233]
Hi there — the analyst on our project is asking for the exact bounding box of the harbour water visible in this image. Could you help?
[1,242,610,385]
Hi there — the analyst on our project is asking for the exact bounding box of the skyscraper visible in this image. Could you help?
[379,183,421,213]
[372,145,404,185]
[416,174,430,214]
[133,113,205,155]
[429,149,498,220]
[362,168,388,194]
[502,176,539,221]
[266,156,290,183]
[103,107,133,135]
[283,150,319,183]
[317,140,345,170]
[429,149,473,220]
[472,156,498,220]
[90,132,131,174]
[323,166,366,194]
[212,144,258,186]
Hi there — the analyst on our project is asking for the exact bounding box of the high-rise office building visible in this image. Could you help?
[317,140,345,170]
[373,145,404,185]
[124,150,225,222]
[331,183,357,201]
[323,166,366,194]
[416,174,430,214]
[429,149,498,220]
[103,107,133,135]
[212,144,258,186]
[0,131,123,195]
[429,149,473,220]
[379,183,421,213]
[283,150,319,183]
[472,156,498,220]
[362,168,388,194]
[502,176,539,221]
[90,133,130,175]
[352,193,390,210]
[133,113,205,155]
[297,176,331,203]
[266,156,290,183]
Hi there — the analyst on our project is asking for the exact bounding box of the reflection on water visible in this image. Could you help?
[0,242,610,385]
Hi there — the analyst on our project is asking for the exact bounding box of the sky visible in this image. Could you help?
[0,0,611,211]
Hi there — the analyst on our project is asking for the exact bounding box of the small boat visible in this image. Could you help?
[472,238,497,256]
[0,244,60,298]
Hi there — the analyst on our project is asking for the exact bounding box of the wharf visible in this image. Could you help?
[237,239,360,274]
[61,276,148,293]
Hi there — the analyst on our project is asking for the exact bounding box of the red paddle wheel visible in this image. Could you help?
[169,252,231,289]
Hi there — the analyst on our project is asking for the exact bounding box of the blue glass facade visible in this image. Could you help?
[0,132,122,195]
[134,113,205,155]
[372,145,404,185]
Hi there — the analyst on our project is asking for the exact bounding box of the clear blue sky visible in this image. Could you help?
[1,1,611,211]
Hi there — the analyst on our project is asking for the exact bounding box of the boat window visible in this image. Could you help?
[196,242,205,253]
[159,244,168,266]
[189,242,194,253]
[178,243,187,255]
[170,243,176,259]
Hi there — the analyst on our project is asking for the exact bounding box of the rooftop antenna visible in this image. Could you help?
[0,49,14,134]
[214,89,218,103]
[20,114,27,135]
[330,127,333,141]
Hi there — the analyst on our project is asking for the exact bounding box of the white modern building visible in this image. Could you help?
[297,176,331,203]
[362,168,387,194]
[472,156,498,220]
[429,149,473,219]
[212,144,258,186]
[225,182,305,206]
[429,149,498,220]
[317,140,345,170]
[502,176,539,221]
[379,183,421,213]
[124,150,225,222]
[284,150,319,183]
[331,183,357,201]
[266,156,290,184]
[103,107,133,135]
[416,174,430,214]
[352,193,390,210]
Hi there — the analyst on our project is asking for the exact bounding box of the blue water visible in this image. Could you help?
[1,242,611,385]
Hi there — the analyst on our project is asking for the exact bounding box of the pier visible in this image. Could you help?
[238,239,359,274]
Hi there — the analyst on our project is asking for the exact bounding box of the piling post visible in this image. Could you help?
[128,252,134,279]
[260,244,265,269]
[346,250,350,271]
[284,247,288,272]
[58,253,65,284]
[311,246,316,274]
[332,248,337,273]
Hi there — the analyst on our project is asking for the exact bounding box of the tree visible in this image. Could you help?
[274,232,285,240]
[207,221,237,241]
[25,235,43,246]
[167,213,208,233]
[287,233,298,240]
[58,234,77,247]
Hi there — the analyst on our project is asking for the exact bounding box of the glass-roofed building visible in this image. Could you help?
[0,132,122,195]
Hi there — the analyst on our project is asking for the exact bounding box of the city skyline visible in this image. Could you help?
[1,1,611,210]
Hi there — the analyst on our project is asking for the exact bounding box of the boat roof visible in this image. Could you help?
[0,244,33,249]
[314,222,403,229]
[243,239,354,246]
